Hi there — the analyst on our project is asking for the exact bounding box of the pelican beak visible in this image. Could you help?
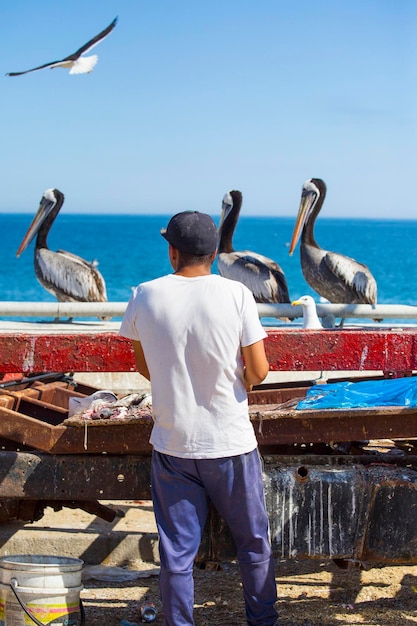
[16,194,56,257]
[217,192,233,233]
[288,188,316,256]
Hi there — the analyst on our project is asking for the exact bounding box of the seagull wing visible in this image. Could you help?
[6,59,66,76]
[70,16,118,57]
[6,16,117,77]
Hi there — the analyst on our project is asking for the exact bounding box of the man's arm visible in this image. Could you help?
[132,340,151,381]
[241,339,269,392]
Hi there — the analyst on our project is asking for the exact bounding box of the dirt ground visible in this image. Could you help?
[81,558,417,625]
[16,498,417,625]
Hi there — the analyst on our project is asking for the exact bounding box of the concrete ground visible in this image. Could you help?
[0,500,160,569]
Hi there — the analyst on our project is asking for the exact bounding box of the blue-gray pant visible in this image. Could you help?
[151,449,278,626]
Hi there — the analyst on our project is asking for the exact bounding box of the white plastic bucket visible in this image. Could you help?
[0,555,84,626]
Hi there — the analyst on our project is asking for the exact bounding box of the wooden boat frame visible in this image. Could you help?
[1,324,417,567]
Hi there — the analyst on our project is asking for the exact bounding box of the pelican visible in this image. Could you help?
[291,295,322,329]
[289,178,377,304]
[217,190,290,303]
[16,188,108,305]
[6,17,117,76]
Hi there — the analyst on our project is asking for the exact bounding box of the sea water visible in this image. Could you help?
[2,213,417,321]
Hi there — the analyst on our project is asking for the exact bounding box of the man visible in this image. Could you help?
[120,210,278,626]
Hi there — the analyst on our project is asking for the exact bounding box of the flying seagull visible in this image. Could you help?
[6,16,117,76]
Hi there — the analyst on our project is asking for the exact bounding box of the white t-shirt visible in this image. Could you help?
[119,273,267,459]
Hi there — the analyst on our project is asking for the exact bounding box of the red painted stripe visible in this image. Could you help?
[0,328,415,376]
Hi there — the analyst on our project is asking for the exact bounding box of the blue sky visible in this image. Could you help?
[2,1,416,218]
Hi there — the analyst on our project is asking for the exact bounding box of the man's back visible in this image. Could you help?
[120,272,264,458]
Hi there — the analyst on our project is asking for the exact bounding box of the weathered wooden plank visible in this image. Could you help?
[0,328,416,374]
[0,452,152,500]
[2,399,417,454]
[265,328,417,373]
[0,333,136,374]
[198,459,417,566]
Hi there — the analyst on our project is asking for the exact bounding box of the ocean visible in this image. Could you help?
[2,213,417,321]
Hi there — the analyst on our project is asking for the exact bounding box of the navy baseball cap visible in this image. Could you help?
[160,211,218,255]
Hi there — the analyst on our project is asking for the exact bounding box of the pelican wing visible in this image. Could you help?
[218,250,290,303]
[37,248,107,302]
[324,251,377,304]
[56,249,94,263]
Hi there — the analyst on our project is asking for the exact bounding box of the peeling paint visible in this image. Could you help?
[327,482,333,556]
[261,463,417,564]
[1,328,417,374]
[22,336,36,372]
[359,345,369,370]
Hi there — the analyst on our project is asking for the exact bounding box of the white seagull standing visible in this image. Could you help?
[292,295,327,383]
[291,295,323,329]
[6,16,117,76]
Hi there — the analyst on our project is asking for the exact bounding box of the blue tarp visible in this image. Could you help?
[296,377,417,410]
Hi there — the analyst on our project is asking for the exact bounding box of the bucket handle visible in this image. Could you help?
[9,578,85,626]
